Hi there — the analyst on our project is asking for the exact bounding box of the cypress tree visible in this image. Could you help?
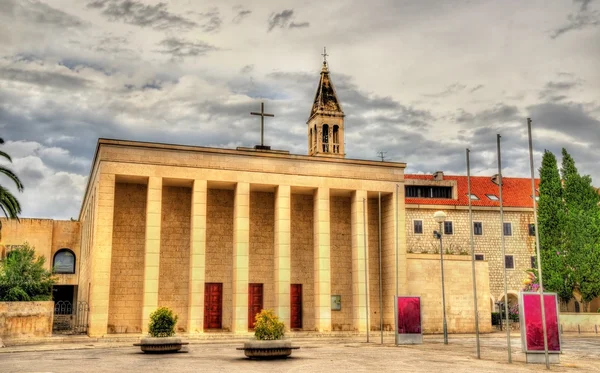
[537,150,573,305]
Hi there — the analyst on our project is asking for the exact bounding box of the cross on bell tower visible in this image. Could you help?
[307,47,345,158]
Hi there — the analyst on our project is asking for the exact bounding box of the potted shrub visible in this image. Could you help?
[237,309,298,359]
[134,307,188,353]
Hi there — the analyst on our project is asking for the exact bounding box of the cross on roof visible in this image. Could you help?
[250,102,274,148]
[321,46,328,63]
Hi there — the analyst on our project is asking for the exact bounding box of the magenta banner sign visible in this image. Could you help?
[520,293,561,352]
[397,297,421,334]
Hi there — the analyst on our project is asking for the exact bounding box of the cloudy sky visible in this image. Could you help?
[1,0,599,219]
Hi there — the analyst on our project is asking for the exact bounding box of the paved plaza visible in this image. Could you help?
[1,333,599,373]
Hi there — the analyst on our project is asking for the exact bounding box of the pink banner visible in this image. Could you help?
[522,293,560,351]
[397,297,421,334]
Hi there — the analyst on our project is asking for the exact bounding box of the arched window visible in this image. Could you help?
[574,301,580,313]
[53,249,76,274]
[309,128,313,151]
[322,124,329,152]
[332,125,339,153]
[314,125,317,146]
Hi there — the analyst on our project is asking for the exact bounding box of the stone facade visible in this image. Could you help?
[406,207,535,308]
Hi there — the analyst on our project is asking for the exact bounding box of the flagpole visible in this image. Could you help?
[497,134,512,363]
[528,118,550,369]
[467,149,481,359]
[363,198,370,343]
[378,191,383,345]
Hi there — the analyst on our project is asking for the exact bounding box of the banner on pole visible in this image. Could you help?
[396,296,422,344]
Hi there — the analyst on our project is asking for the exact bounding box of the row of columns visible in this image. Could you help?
[89,176,374,335]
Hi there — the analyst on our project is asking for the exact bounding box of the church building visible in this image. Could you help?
[0,56,492,337]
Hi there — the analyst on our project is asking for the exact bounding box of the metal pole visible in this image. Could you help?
[439,221,448,345]
[497,134,512,363]
[467,149,481,359]
[528,118,550,368]
[395,183,399,345]
[363,198,369,343]
[260,102,264,146]
[378,192,383,345]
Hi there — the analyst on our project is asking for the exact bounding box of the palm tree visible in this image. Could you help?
[0,138,24,239]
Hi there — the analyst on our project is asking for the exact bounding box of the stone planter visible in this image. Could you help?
[133,337,188,353]
[237,339,298,359]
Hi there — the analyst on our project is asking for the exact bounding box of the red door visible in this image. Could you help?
[290,284,303,329]
[204,283,222,330]
[248,283,263,329]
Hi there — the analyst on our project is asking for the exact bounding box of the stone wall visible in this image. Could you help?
[158,186,191,333]
[559,313,600,333]
[108,183,146,333]
[330,196,353,331]
[368,198,383,330]
[407,254,492,333]
[0,301,54,340]
[205,189,234,331]
[249,192,275,315]
[406,208,535,304]
[290,194,314,330]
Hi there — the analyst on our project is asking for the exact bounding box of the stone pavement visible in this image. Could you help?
[1,332,599,372]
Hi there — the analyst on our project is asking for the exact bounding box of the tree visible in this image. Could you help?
[0,138,24,239]
[560,149,600,311]
[537,150,573,305]
[0,243,55,301]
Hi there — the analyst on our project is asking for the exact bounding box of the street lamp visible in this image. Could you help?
[433,210,448,345]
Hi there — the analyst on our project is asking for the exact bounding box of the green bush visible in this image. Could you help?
[254,309,285,340]
[0,243,55,301]
[148,307,178,337]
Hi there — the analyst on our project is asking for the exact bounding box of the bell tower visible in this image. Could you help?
[307,47,345,158]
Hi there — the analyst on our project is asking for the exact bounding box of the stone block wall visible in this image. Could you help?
[290,194,315,330]
[0,301,54,340]
[206,189,234,331]
[51,220,81,286]
[407,254,492,333]
[406,208,535,304]
[158,186,191,333]
[249,192,275,315]
[108,183,146,333]
[78,187,96,304]
[330,196,353,331]
[368,198,383,330]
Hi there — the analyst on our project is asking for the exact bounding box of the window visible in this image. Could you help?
[486,194,499,201]
[405,185,452,199]
[530,256,537,269]
[503,222,512,236]
[332,125,340,153]
[413,220,423,234]
[467,194,479,200]
[53,249,76,274]
[528,224,535,236]
[322,124,329,152]
[475,254,485,261]
[473,222,483,236]
[444,221,453,235]
[505,255,514,269]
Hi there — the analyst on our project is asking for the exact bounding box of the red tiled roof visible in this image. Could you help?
[405,174,539,208]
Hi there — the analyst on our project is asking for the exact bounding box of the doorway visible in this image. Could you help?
[290,284,303,329]
[248,283,263,329]
[204,283,223,330]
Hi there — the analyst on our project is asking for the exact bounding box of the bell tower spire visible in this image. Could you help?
[307,47,345,158]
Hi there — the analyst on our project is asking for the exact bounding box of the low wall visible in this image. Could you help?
[560,313,600,333]
[0,301,54,340]
[407,254,492,334]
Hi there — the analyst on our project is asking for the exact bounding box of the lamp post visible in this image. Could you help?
[434,210,448,345]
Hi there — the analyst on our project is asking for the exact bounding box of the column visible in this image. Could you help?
[313,187,331,332]
[88,172,115,337]
[232,182,250,333]
[274,185,291,327]
[188,179,207,333]
[351,190,369,332]
[142,176,162,333]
